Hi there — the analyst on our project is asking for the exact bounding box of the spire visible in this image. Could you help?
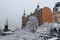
[35,3,41,11]
[23,9,25,16]
[37,3,39,8]
[6,19,8,25]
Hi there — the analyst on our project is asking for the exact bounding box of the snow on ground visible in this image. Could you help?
[48,37,58,40]
[0,28,46,40]
[37,23,53,34]
[0,29,37,40]
[0,23,60,40]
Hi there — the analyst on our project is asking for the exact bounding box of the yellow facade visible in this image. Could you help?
[52,11,60,23]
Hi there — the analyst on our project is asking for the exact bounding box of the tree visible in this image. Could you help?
[25,16,39,33]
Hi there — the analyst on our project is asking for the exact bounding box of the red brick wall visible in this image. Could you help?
[42,7,53,23]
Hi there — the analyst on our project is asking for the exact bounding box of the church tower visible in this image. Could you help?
[3,19,9,32]
[34,4,42,26]
[6,19,8,25]
[22,9,26,29]
[5,19,8,30]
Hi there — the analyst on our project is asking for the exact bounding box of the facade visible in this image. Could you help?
[53,2,60,23]
[42,7,53,23]
[53,11,60,23]
[22,4,53,29]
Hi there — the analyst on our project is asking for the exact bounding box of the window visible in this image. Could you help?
[54,16,58,22]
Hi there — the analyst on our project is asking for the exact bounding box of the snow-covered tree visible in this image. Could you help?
[25,16,39,33]
[37,23,53,34]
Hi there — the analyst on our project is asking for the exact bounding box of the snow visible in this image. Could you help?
[37,23,53,34]
[2,31,13,34]
[0,29,36,40]
[48,37,58,40]
[53,23,58,27]
[0,22,60,40]
[0,28,49,40]
[25,16,39,32]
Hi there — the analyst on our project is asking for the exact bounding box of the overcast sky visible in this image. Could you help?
[0,0,60,27]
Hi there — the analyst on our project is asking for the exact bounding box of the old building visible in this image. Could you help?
[53,11,60,23]
[22,4,53,29]
[53,2,60,23]
[42,7,53,23]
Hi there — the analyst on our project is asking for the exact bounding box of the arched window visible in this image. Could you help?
[54,16,58,23]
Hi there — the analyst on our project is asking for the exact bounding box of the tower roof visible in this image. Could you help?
[23,9,26,17]
[6,19,8,25]
[24,9,25,15]
[55,2,60,7]
[35,3,41,11]
[37,3,39,8]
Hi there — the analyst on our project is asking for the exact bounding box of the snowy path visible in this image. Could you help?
[0,30,37,40]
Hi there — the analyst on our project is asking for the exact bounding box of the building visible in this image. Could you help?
[22,4,53,29]
[42,7,53,23]
[53,2,60,12]
[53,2,60,23]
[3,19,11,32]
[53,12,60,23]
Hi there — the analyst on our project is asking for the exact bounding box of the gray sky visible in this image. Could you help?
[0,0,60,27]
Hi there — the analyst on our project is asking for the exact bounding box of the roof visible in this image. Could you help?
[52,11,60,15]
[56,2,60,7]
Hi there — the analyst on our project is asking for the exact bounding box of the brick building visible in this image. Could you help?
[22,4,53,29]
[42,7,53,23]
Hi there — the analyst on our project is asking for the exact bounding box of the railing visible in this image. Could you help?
[35,32,59,40]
